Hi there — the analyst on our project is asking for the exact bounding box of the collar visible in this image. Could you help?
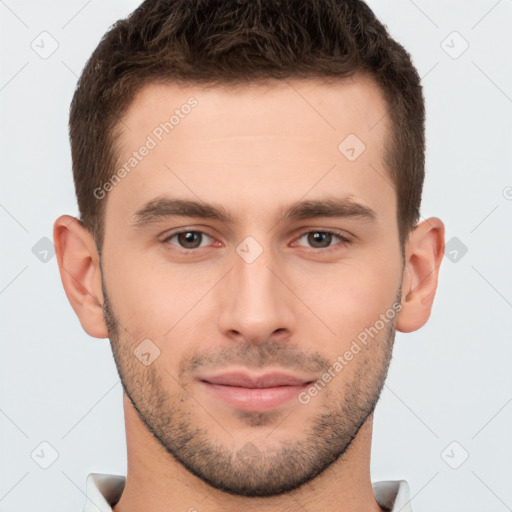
[83,473,413,512]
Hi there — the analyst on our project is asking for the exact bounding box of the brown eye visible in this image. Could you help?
[177,231,202,248]
[297,230,349,249]
[164,230,212,249]
[307,232,334,248]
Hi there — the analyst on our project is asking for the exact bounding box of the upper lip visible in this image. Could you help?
[200,371,314,388]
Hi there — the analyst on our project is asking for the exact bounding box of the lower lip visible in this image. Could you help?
[200,381,311,412]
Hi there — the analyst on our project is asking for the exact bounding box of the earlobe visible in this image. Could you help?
[396,217,445,333]
[53,215,108,339]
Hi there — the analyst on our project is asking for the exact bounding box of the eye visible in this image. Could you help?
[296,230,350,249]
[163,229,214,250]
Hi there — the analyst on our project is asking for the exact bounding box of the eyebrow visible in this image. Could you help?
[131,196,377,228]
[132,197,234,226]
[282,197,377,223]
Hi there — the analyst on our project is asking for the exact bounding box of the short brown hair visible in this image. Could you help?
[69,0,425,251]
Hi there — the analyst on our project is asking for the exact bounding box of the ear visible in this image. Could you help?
[53,215,108,338]
[396,217,445,333]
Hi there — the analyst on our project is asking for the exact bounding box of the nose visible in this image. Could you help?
[217,246,296,345]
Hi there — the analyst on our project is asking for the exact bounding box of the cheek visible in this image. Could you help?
[103,248,219,340]
[291,251,402,346]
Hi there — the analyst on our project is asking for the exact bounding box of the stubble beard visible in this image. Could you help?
[102,277,400,497]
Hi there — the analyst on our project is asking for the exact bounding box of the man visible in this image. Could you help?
[53,0,444,510]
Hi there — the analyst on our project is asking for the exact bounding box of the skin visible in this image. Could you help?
[54,74,444,512]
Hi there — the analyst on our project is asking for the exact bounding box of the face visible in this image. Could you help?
[100,76,404,497]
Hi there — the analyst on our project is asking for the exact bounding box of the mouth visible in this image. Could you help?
[198,371,315,412]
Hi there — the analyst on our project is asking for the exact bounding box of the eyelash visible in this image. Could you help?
[161,228,352,252]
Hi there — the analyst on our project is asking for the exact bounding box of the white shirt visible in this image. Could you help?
[83,473,413,512]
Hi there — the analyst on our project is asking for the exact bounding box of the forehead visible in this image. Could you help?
[121,74,388,144]
[107,74,393,227]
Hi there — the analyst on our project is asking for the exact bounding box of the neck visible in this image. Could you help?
[114,394,385,512]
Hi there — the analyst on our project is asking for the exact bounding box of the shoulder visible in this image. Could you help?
[83,473,126,512]
[373,480,412,512]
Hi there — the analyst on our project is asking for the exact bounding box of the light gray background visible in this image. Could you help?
[1,1,511,511]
